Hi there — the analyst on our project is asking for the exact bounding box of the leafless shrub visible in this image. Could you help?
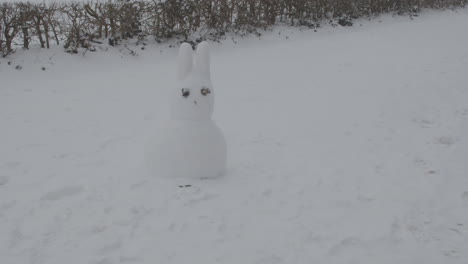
[0,0,466,56]
[1,3,21,56]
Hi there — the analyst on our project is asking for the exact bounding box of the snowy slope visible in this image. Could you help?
[1,9,468,264]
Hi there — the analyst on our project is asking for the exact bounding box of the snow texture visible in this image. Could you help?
[1,8,468,264]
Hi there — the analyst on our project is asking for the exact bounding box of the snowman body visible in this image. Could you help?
[146,42,227,179]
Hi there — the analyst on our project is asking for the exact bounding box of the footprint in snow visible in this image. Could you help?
[413,157,428,168]
[434,136,458,146]
[455,109,468,118]
[16,143,44,151]
[328,237,366,255]
[41,185,84,201]
[184,193,218,206]
[255,255,284,264]
[2,161,21,169]
[97,241,122,255]
[99,136,132,150]
[0,200,16,217]
[462,192,468,207]
[0,176,9,186]
[412,118,435,128]
[8,227,24,249]
[357,195,375,203]
[443,249,460,257]
[75,159,107,168]
[119,256,143,263]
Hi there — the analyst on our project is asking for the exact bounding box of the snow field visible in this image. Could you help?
[1,8,468,264]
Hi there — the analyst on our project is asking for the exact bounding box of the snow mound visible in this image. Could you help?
[145,119,227,178]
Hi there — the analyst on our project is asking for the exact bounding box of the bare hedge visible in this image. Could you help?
[1,0,466,56]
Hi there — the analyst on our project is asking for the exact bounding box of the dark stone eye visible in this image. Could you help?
[201,87,211,96]
[181,88,190,98]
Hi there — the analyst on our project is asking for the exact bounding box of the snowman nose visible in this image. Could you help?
[193,100,197,105]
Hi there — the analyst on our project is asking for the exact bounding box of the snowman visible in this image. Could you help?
[145,41,227,179]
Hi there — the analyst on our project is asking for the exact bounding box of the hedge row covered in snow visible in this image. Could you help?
[1,0,466,56]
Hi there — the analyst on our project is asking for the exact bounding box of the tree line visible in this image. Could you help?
[1,0,466,56]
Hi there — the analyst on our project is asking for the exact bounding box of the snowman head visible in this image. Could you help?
[171,41,214,121]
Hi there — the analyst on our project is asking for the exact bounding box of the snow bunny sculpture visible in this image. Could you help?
[146,41,227,178]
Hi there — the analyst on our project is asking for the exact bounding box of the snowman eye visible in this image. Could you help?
[201,87,211,96]
[181,88,190,98]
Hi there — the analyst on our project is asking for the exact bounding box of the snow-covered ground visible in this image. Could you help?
[1,8,468,264]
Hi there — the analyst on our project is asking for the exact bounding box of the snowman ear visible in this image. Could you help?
[195,41,210,79]
[177,42,193,80]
